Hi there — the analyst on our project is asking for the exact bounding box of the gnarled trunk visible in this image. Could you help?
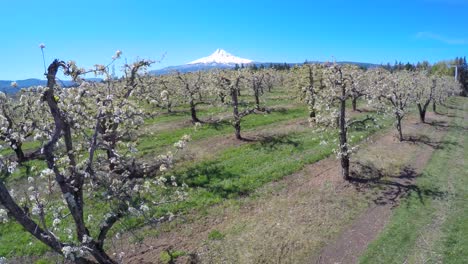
[339,86,350,180]
[339,99,350,180]
[254,90,260,110]
[352,97,357,111]
[189,99,200,123]
[231,87,242,140]
[417,99,431,123]
[396,114,404,141]
[12,141,26,163]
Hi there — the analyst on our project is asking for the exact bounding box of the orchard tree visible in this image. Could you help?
[246,70,266,110]
[211,69,267,140]
[0,52,189,263]
[414,73,435,123]
[319,64,372,180]
[262,68,277,93]
[349,67,368,112]
[432,75,463,112]
[174,71,208,123]
[0,88,51,163]
[139,75,177,114]
[291,64,325,122]
[373,69,418,141]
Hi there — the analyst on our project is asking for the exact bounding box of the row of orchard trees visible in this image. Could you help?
[0,53,288,263]
[0,55,192,263]
[139,67,284,139]
[0,52,462,263]
[290,63,460,179]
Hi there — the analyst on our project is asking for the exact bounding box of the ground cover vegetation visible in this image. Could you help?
[0,49,464,263]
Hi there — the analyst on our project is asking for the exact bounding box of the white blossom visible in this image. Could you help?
[0,209,8,224]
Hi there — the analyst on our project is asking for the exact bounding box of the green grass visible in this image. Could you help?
[208,230,225,240]
[142,90,294,126]
[0,102,389,259]
[359,97,468,264]
[138,106,307,155]
[155,115,391,215]
[0,221,49,256]
[0,140,42,157]
[159,249,187,263]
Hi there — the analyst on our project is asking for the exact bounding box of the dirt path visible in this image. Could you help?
[121,112,450,264]
[315,112,451,264]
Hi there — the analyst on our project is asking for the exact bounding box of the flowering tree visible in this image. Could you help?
[373,69,417,141]
[349,67,368,112]
[0,88,51,163]
[246,70,268,110]
[262,68,278,93]
[414,73,435,123]
[174,71,209,123]
[291,64,326,122]
[432,75,462,112]
[0,53,189,263]
[317,64,372,179]
[139,75,177,114]
[211,69,268,140]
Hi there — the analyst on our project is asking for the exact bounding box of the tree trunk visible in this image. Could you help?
[417,103,426,123]
[309,110,316,119]
[396,114,403,141]
[231,87,242,140]
[88,247,118,264]
[339,97,350,180]
[417,100,431,123]
[234,120,242,140]
[352,97,357,111]
[189,100,200,123]
[13,142,26,163]
[432,101,436,113]
[167,102,172,113]
[254,91,260,110]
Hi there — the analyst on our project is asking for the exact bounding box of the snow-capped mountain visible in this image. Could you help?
[188,49,253,65]
[149,49,379,75]
[150,49,255,75]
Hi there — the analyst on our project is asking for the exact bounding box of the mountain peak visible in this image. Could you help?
[188,49,253,65]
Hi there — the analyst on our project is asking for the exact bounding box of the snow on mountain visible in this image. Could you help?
[188,49,253,65]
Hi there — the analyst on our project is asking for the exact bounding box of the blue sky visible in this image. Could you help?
[1,0,467,80]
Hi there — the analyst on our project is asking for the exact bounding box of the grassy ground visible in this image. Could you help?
[114,99,465,264]
[0,95,386,260]
[138,106,307,155]
[161,118,388,215]
[359,97,468,264]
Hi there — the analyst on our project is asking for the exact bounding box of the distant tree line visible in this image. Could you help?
[379,56,467,96]
[234,63,291,71]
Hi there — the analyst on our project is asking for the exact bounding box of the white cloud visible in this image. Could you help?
[415,32,467,45]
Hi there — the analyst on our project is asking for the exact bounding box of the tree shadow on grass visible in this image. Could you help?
[437,112,462,118]
[404,134,459,150]
[202,120,231,130]
[348,162,447,207]
[268,107,289,114]
[238,134,302,150]
[429,120,467,131]
[254,134,301,150]
[354,108,375,114]
[444,104,464,111]
[176,160,249,198]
